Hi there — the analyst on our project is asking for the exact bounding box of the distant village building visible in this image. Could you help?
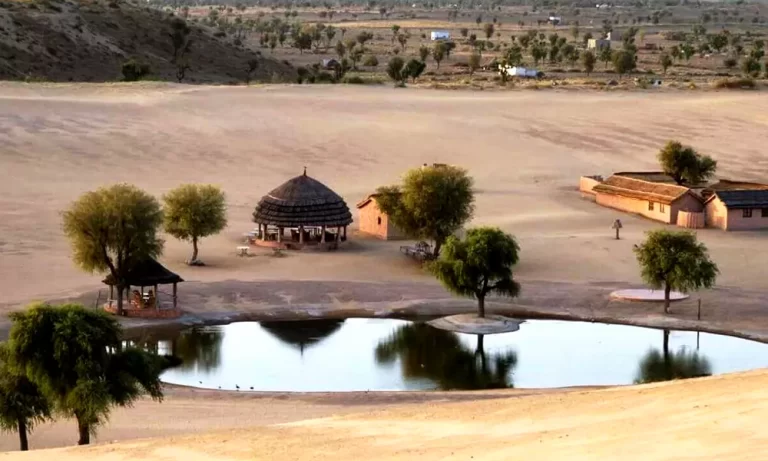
[356,194,405,240]
[590,172,704,225]
[548,16,562,25]
[430,31,450,41]
[703,181,768,230]
[587,31,621,50]
[499,65,539,78]
[583,173,768,231]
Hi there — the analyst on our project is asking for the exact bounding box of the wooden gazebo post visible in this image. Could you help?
[299,225,304,244]
[336,226,341,242]
[343,226,347,241]
[321,225,326,243]
[277,227,283,243]
[173,282,178,309]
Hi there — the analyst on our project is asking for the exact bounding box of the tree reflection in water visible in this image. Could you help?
[171,327,225,373]
[634,330,712,384]
[375,323,517,390]
[260,320,345,354]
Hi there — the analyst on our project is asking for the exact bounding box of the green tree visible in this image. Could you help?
[433,41,446,68]
[335,40,346,59]
[163,184,227,265]
[403,59,426,82]
[430,227,520,318]
[397,33,408,51]
[0,346,51,451]
[349,45,364,69]
[612,50,636,77]
[657,140,717,185]
[742,56,761,77]
[460,27,468,38]
[468,52,481,77]
[62,184,163,315]
[419,44,430,62]
[294,32,312,53]
[560,43,578,66]
[504,45,523,67]
[376,165,474,257]
[386,56,406,87]
[581,50,596,75]
[7,304,171,445]
[356,30,373,47]
[599,45,612,68]
[483,23,495,40]
[633,230,719,313]
[391,24,400,42]
[660,52,673,74]
[168,18,193,83]
[121,59,150,82]
[363,54,379,68]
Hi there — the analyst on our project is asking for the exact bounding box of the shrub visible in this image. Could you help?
[342,75,365,84]
[315,71,335,83]
[121,59,150,81]
[712,77,756,89]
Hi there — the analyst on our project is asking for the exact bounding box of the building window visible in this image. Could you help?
[648,201,654,211]
[743,209,753,218]
[377,216,382,225]
[762,209,768,218]
[659,203,666,213]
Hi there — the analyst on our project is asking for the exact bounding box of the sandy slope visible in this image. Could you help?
[4,370,768,460]
[2,84,768,310]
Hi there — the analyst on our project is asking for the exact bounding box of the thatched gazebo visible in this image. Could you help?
[252,169,353,250]
[102,258,183,318]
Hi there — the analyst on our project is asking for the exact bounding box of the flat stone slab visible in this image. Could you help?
[610,289,689,302]
[427,314,523,335]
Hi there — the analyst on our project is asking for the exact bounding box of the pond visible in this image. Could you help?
[139,319,768,392]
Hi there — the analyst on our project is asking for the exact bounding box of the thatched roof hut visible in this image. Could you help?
[251,170,352,248]
[253,170,352,228]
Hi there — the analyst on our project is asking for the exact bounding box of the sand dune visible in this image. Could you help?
[2,84,768,309]
[5,370,768,460]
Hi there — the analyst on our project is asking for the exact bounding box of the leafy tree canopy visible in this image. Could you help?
[7,303,172,445]
[163,184,227,264]
[430,227,520,317]
[0,345,51,451]
[633,230,718,312]
[376,165,474,256]
[62,184,163,313]
[657,140,717,185]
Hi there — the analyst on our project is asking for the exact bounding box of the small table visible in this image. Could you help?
[237,246,250,257]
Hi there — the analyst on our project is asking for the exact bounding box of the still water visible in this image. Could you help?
[144,319,768,392]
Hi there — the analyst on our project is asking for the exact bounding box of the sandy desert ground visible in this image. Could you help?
[3,83,768,455]
[4,369,768,460]
[2,83,768,308]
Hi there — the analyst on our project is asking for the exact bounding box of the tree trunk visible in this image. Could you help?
[116,285,124,316]
[664,283,671,314]
[17,419,28,451]
[478,295,486,318]
[476,334,485,355]
[433,239,443,258]
[663,329,670,359]
[191,236,199,263]
[77,416,90,445]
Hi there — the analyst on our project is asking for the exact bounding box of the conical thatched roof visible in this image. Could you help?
[252,171,353,228]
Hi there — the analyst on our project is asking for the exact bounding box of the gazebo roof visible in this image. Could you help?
[102,258,183,286]
[252,170,353,228]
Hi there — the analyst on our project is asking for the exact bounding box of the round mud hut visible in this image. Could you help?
[252,169,353,250]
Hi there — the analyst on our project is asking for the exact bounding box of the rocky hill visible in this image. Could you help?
[0,0,294,83]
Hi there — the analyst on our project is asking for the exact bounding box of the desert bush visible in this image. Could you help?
[315,71,335,83]
[343,75,365,84]
[121,59,151,82]
[712,77,756,89]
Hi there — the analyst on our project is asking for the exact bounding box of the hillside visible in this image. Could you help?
[0,0,294,83]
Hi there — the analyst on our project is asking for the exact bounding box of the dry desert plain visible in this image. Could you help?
[2,83,768,457]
